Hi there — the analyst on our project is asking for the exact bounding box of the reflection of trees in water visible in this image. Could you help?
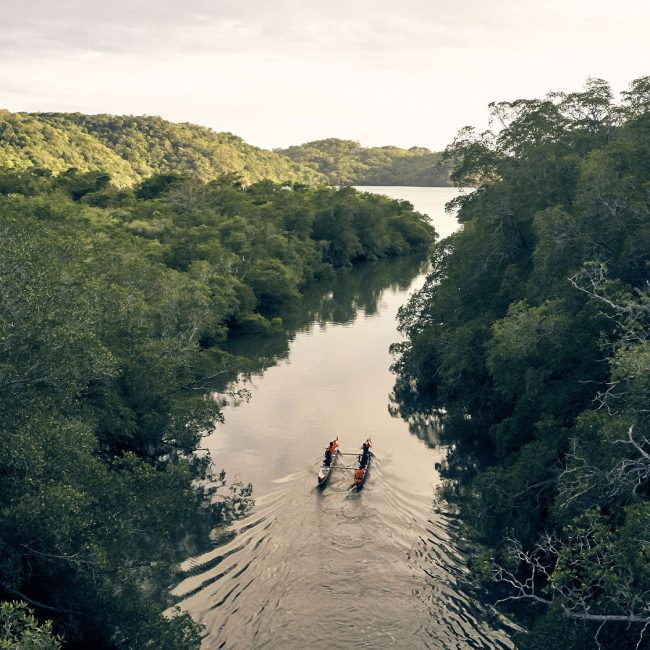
[225,254,428,377]
[401,412,443,448]
[300,253,428,325]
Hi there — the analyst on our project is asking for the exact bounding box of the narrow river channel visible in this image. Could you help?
[173,187,514,649]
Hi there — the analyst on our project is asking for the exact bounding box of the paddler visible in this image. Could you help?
[359,438,371,467]
[324,437,338,466]
[354,467,365,485]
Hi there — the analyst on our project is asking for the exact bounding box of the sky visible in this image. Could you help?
[1,0,649,151]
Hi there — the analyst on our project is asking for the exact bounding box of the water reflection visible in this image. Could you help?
[226,253,429,375]
[177,188,513,649]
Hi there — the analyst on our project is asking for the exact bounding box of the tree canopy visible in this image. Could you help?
[392,77,649,649]
[0,111,327,187]
[0,170,434,647]
[277,138,452,186]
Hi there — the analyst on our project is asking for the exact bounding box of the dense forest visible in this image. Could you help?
[0,112,452,189]
[392,77,649,649]
[0,170,434,647]
[277,138,452,186]
[0,111,327,186]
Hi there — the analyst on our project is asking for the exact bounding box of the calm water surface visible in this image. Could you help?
[173,187,513,649]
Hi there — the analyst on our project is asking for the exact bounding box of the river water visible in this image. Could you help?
[173,187,513,649]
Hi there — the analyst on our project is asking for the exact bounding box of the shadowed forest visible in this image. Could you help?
[392,77,650,649]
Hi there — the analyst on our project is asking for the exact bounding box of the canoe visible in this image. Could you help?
[317,438,339,486]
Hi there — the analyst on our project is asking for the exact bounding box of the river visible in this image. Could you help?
[173,187,514,649]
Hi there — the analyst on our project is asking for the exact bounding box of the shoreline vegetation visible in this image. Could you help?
[0,168,434,647]
[392,77,650,650]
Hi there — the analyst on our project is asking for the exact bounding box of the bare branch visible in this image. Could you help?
[615,426,650,461]
[491,534,650,644]
[1,586,81,616]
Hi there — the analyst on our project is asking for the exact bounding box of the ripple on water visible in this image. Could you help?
[173,200,510,647]
[175,465,513,649]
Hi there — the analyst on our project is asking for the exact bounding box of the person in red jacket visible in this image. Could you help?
[324,437,338,466]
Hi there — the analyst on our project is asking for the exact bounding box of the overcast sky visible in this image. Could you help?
[1,0,648,150]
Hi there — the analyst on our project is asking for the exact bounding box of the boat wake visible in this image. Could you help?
[173,459,513,649]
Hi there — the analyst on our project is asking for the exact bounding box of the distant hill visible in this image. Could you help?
[277,138,452,186]
[0,113,450,187]
[0,111,327,186]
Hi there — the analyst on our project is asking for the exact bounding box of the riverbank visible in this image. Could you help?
[0,174,435,647]
[174,187,513,648]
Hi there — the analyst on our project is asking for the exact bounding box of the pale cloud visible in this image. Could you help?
[1,0,649,150]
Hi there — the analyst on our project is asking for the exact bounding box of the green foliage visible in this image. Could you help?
[0,168,433,646]
[277,138,452,186]
[392,77,650,648]
[0,111,326,187]
[0,112,451,188]
[0,110,137,187]
[0,602,61,649]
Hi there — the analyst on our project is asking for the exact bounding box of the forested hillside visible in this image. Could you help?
[0,170,434,647]
[0,111,327,186]
[392,77,649,649]
[0,112,452,188]
[277,138,452,186]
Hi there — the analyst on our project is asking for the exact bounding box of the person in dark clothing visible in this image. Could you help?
[324,447,332,467]
[359,438,371,468]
